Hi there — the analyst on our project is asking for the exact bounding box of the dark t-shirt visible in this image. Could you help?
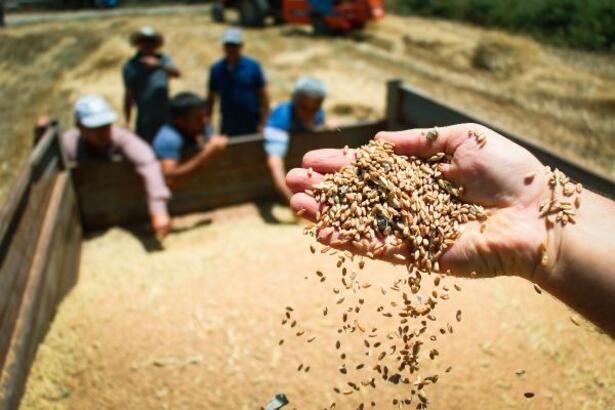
[123,52,175,138]
[208,56,266,136]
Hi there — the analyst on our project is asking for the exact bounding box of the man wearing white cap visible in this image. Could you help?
[61,95,172,237]
[264,76,326,203]
[123,26,181,143]
[206,27,270,137]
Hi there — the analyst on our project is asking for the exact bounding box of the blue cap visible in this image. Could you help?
[222,28,244,45]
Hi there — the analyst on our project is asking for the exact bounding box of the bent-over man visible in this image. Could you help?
[61,95,172,237]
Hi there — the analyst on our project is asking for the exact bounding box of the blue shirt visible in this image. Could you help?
[264,101,325,158]
[152,124,214,160]
[208,56,266,136]
[123,53,175,124]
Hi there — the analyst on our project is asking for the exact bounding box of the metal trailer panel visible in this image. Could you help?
[385,80,615,195]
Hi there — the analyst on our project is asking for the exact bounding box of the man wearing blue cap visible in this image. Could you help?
[264,76,326,203]
[206,27,270,137]
[123,27,181,143]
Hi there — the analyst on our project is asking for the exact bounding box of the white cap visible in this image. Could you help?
[74,95,117,128]
[293,76,326,99]
[222,27,243,44]
[130,26,164,46]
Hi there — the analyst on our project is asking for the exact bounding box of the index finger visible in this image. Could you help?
[301,148,356,174]
[375,123,480,158]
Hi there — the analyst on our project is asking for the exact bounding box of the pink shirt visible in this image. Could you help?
[62,126,171,216]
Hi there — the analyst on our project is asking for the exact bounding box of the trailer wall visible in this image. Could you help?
[0,128,82,410]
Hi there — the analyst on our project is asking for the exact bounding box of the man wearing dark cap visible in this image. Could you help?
[206,27,270,137]
[153,92,228,188]
[123,26,181,143]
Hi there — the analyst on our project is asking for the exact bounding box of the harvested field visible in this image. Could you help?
[22,203,614,409]
[1,9,615,204]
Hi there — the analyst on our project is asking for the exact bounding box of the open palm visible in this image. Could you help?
[286,123,552,280]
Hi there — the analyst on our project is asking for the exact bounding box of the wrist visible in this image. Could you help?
[535,189,599,289]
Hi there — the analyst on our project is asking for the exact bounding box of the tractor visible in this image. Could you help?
[211,0,384,34]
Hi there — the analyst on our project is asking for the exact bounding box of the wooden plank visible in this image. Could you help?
[0,126,61,244]
[0,151,60,372]
[391,82,615,194]
[0,126,65,403]
[0,173,81,410]
[73,121,385,230]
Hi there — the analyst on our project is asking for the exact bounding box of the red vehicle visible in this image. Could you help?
[284,0,383,33]
[211,0,384,34]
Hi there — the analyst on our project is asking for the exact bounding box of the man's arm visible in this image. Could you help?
[160,135,227,188]
[162,55,180,78]
[140,55,181,78]
[205,90,217,117]
[163,64,180,78]
[263,125,292,203]
[258,87,270,132]
[205,66,218,117]
[116,130,172,237]
[124,88,135,126]
[266,155,293,204]
[536,190,615,335]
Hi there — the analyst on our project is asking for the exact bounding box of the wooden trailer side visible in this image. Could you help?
[0,129,82,410]
[73,120,385,230]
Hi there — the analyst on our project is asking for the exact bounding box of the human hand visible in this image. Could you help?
[286,123,554,280]
[151,212,171,239]
[140,55,161,69]
[36,115,50,129]
[325,117,341,130]
[205,134,228,153]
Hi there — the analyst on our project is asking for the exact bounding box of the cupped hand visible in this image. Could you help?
[286,123,553,279]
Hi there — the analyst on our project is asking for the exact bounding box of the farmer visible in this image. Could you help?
[123,26,180,143]
[60,95,172,237]
[264,76,326,203]
[286,123,615,337]
[206,27,270,137]
[153,92,228,188]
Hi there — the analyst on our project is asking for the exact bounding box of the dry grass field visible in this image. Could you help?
[21,204,614,409]
[0,9,614,204]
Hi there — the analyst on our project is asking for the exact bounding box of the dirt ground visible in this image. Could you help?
[22,203,614,409]
[1,8,615,205]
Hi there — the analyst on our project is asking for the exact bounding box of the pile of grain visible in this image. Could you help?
[310,138,486,274]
